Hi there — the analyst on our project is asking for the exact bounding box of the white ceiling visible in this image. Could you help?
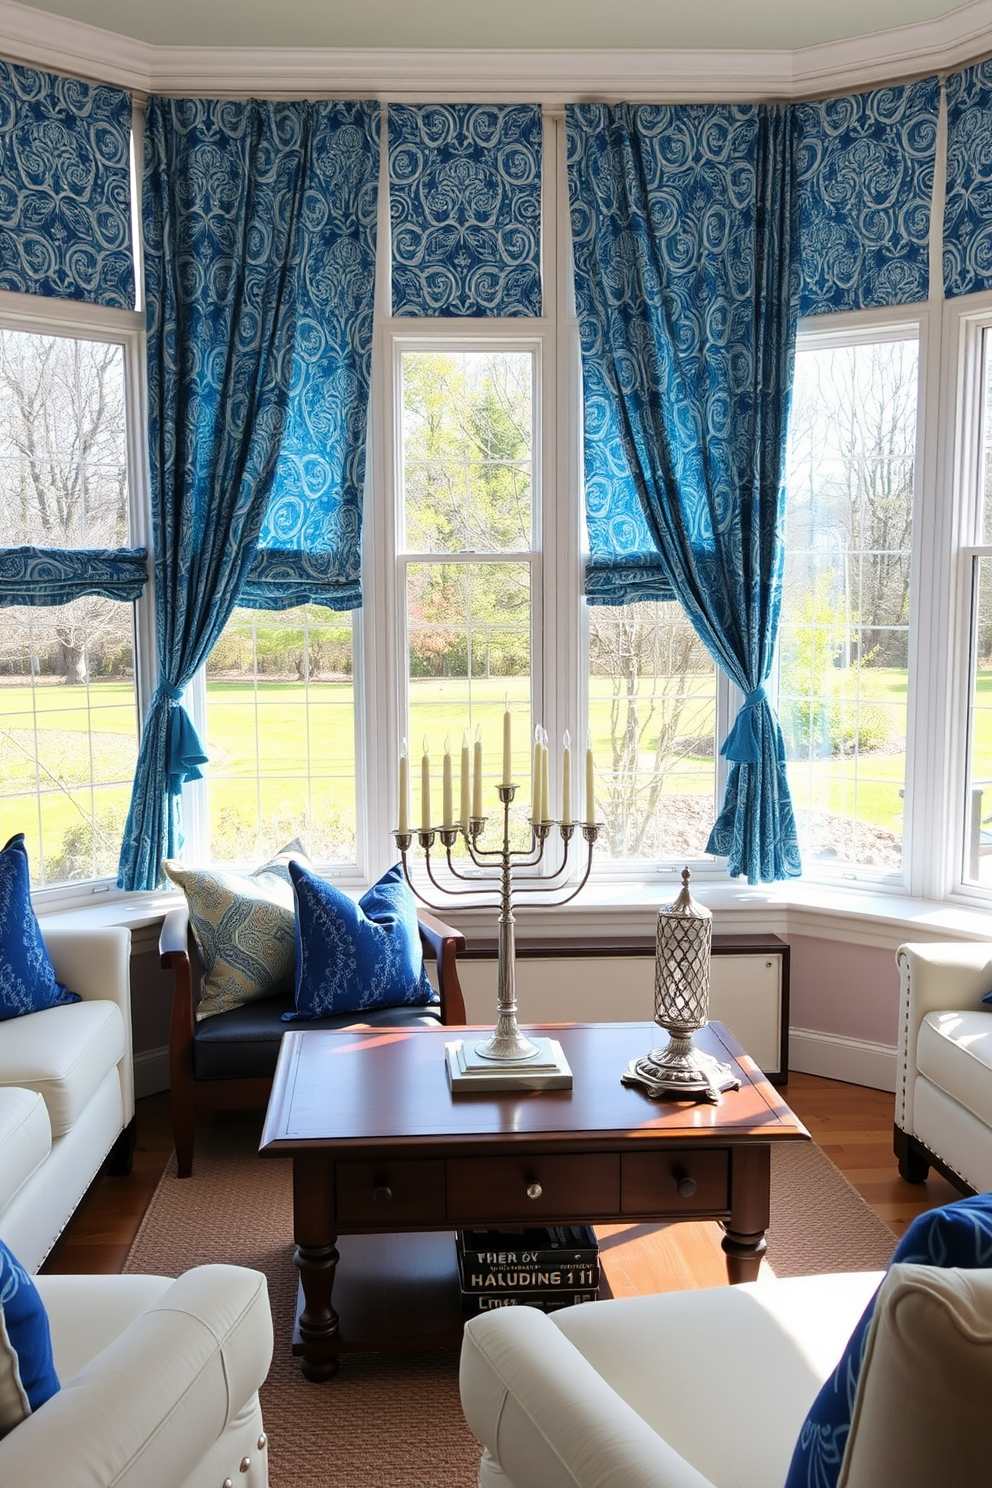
[6,0,975,52]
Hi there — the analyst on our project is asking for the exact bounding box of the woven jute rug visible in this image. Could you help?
[124,1121,896,1488]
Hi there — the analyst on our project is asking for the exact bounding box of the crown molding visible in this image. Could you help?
[0,0,990,100]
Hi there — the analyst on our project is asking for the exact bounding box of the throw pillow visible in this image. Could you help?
[0,834,79,1022]
[784,1191,992,1488]
[0,1237,60,1439]
[163,840,311,1021]
[285,861,437,1019]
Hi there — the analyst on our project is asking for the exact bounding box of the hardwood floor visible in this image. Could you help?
[40,1074,965,1284]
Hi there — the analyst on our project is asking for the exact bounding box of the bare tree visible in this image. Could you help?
[0,329,131,682]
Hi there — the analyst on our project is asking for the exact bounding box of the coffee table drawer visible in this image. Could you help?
[447,1154,619,1223]
[336,1159,446,1225]
[621,1149,729,1216]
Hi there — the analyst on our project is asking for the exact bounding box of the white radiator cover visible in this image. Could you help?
[456,951,784,1079]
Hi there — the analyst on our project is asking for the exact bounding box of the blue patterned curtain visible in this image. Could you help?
[796,80,939,317]
[242,105,379,611]
[0,545,146,605]
[389,104,542,317]
[0,60,134,308]
[945,61,992,298]
[567,102,801,883]
[117,97,380,891]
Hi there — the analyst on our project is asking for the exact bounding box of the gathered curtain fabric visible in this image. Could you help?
[117,96,380,891]
[567,102,801,883]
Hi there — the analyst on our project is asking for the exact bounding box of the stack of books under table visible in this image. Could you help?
[456,1226,600,1314]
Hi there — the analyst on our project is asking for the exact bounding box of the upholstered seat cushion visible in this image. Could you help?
[191,992,443,1080]
[0,1001,126,1137]
[0,1089,50,1214]
[917,1010,992,1128]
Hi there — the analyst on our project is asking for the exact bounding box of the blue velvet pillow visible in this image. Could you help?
[784,1192,992,1488]
[0,1237,60,1438]
[0,835,79,1022]
[284,861,437,1019]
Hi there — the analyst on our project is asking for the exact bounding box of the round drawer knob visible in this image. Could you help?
[676,1175,697,1199]
[526,1182,543,1200]
[372,1185,392,1204]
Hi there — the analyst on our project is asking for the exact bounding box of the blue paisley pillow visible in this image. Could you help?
[0,1237,60,1438]
[285,861,436,1019]
[163,840,309,1021]
[0,834,79,1022]
[784,1191,992,1488]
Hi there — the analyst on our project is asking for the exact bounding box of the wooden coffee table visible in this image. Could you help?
[259,1020,808,1380]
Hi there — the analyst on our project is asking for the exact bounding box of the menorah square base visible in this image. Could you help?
[445,1037,573,1091]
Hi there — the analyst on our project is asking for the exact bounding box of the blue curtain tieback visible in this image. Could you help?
[720,687,768,764]
[155,683,208,794]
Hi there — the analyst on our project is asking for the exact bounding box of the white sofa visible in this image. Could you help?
[0,925,135,1271]
[460,1264,992,1488]
[894,940,992,1193]
[0,1264,273,1488]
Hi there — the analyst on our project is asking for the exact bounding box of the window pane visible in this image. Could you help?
[587,601,717,861]
[0,329,136,887]
[407,561,532,844]
[780,338,917,875]
[0,331,128,548]
[204,606,356,865]
[966,556,992,886]
[0,602,137,884]
[401,350,533,554]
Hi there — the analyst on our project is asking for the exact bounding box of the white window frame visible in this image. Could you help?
[0,288,154,909]
[781,306,931,895]
[942,294,992,907]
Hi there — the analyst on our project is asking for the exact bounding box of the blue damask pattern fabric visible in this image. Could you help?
[389,104,542,317]
[0,1237,60,1436]
[567,102,802,883]
[785,1191,992,1488]
[796,79,939,317]
[117,98,379,891]
[0,61,133,308]
[0,545,147,606]
[243,103,379,612]
[0,835,78,1021]
[945,61,992,298]
[286,861,436,1019]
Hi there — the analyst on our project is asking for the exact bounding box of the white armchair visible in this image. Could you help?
[460,1264,992,1488]
[0,1265,273,1488]
[894,940,992,1192]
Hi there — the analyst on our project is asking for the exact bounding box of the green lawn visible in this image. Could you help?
[1,665,924,876]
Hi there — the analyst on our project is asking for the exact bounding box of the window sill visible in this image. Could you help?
[34,876,992,955]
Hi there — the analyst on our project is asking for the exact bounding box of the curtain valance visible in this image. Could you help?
[945,60,992,298]
[0,60,134,309]
[389,103,542,317]
[796,79,939,317]
[0,545,147,606]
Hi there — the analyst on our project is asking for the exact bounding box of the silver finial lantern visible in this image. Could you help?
[621,868,741,1103]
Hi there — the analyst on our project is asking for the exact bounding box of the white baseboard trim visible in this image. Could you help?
[789,1027,898,1093]
[134,1044,169,1100]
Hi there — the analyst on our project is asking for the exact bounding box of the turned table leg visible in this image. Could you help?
[293,1156,340,1381]
[722,1143,772,1284]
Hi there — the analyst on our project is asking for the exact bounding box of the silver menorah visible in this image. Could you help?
[394,784,600,1090]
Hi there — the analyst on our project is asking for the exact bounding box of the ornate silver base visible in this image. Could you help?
[621,1034,741,1104]
[446,1037,573,1091]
